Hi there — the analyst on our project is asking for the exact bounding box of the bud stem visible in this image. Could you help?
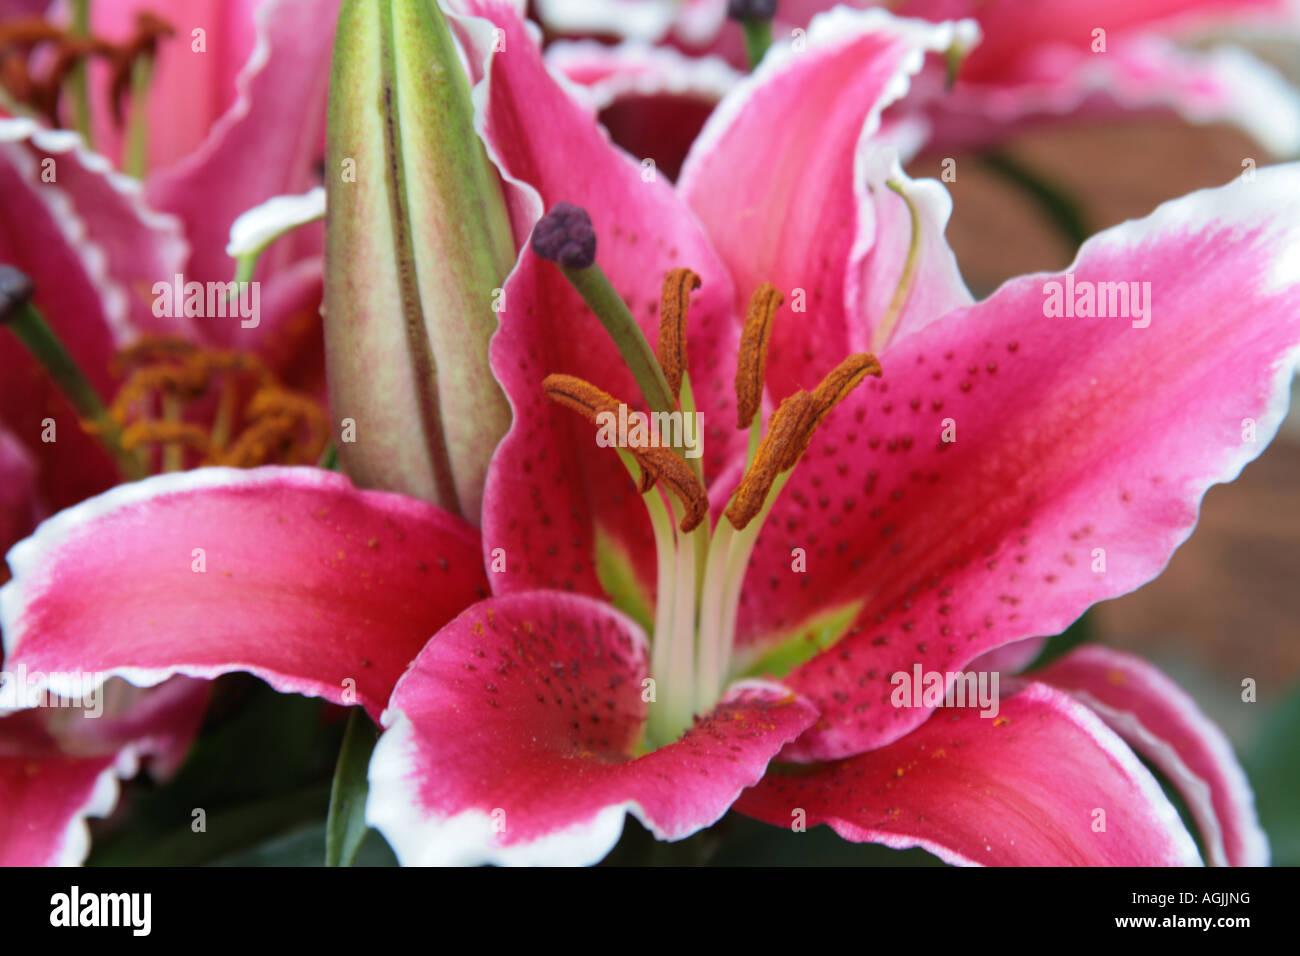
[5,301,145,480]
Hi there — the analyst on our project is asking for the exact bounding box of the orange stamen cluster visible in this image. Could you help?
[102,337,327,469]
[542,268,881,534]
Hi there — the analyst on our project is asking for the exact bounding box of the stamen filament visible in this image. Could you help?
[695,514,735,710]
[68,0,92,144]
[661,502,701,745]
[717,470,790,685]
[560,262,677,418]
[123,52,152,179]
[161,394,183,472]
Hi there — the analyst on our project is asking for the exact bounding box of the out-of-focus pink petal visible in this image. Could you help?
[146,0,337,332]
[1,467,488,720]
[0,428,41,562]
[87,0,263,170]
[0,712,123,866]
[678,8,975,396]
[923,34,1300,157]
[1,119,193,335]
[546,40,740,181]
[0,119,131,511]
[737,681,1203,866]
[451,1,742,601]
[898,0,1292,79]
[0,675,210,865]
[1036,645,1268,866]
[741,164,1300,760]
[44,677,211,779]
[366,590,817,865]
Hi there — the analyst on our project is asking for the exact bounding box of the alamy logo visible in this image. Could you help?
[0,665,102,717]
[152,273,260,328]
[890,664,1000,718]
[50,887,151,936]
[595,404,702,459]
[1042,273,1151,328]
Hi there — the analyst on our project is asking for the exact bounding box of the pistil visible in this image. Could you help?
[533,203,677,418]
[532,205,881,749]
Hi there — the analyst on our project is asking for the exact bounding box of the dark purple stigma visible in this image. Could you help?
[0,265,34,325]
[728,0,777,21]
[531,202,597,270]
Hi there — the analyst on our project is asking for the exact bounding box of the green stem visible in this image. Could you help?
[560,263,676,415]
[68,0,93,145]
[6,302,144,480]
[325,709,378,867]
[124,54,153,179]
[740,18,773,71]
[981,149,1090,254]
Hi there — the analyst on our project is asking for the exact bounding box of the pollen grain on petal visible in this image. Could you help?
[656,267,701,401]
[735,282,783,429]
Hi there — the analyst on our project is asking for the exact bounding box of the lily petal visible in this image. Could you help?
[367,590,817,865]
[454,1,742,599]
[736,681,1204,866]
[925,34,1300,157]
[0,427,40,561]
[743,163,1300,760]
[0,120,138,512]
[678,7,976,395]
[546,40,741,181]
[1036,645,1268,866]
[1,467,488,720]
[146,0,338,321]
[0,118,192,336]
[0,714,124,866]
[0,677,210,866]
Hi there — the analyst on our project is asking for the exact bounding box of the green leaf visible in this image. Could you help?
[213,822,398,867]
[1244,682,1300,865]
[325,709,378,867]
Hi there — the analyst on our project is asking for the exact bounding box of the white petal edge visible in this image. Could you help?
[226,186,326,259]
[366,678,802,867]
[534,0,677,43]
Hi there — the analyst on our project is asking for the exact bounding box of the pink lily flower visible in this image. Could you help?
[0,0,341,359]
[543,0,1300,179]
[3,1,1293,867]
[0,11,338,855]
